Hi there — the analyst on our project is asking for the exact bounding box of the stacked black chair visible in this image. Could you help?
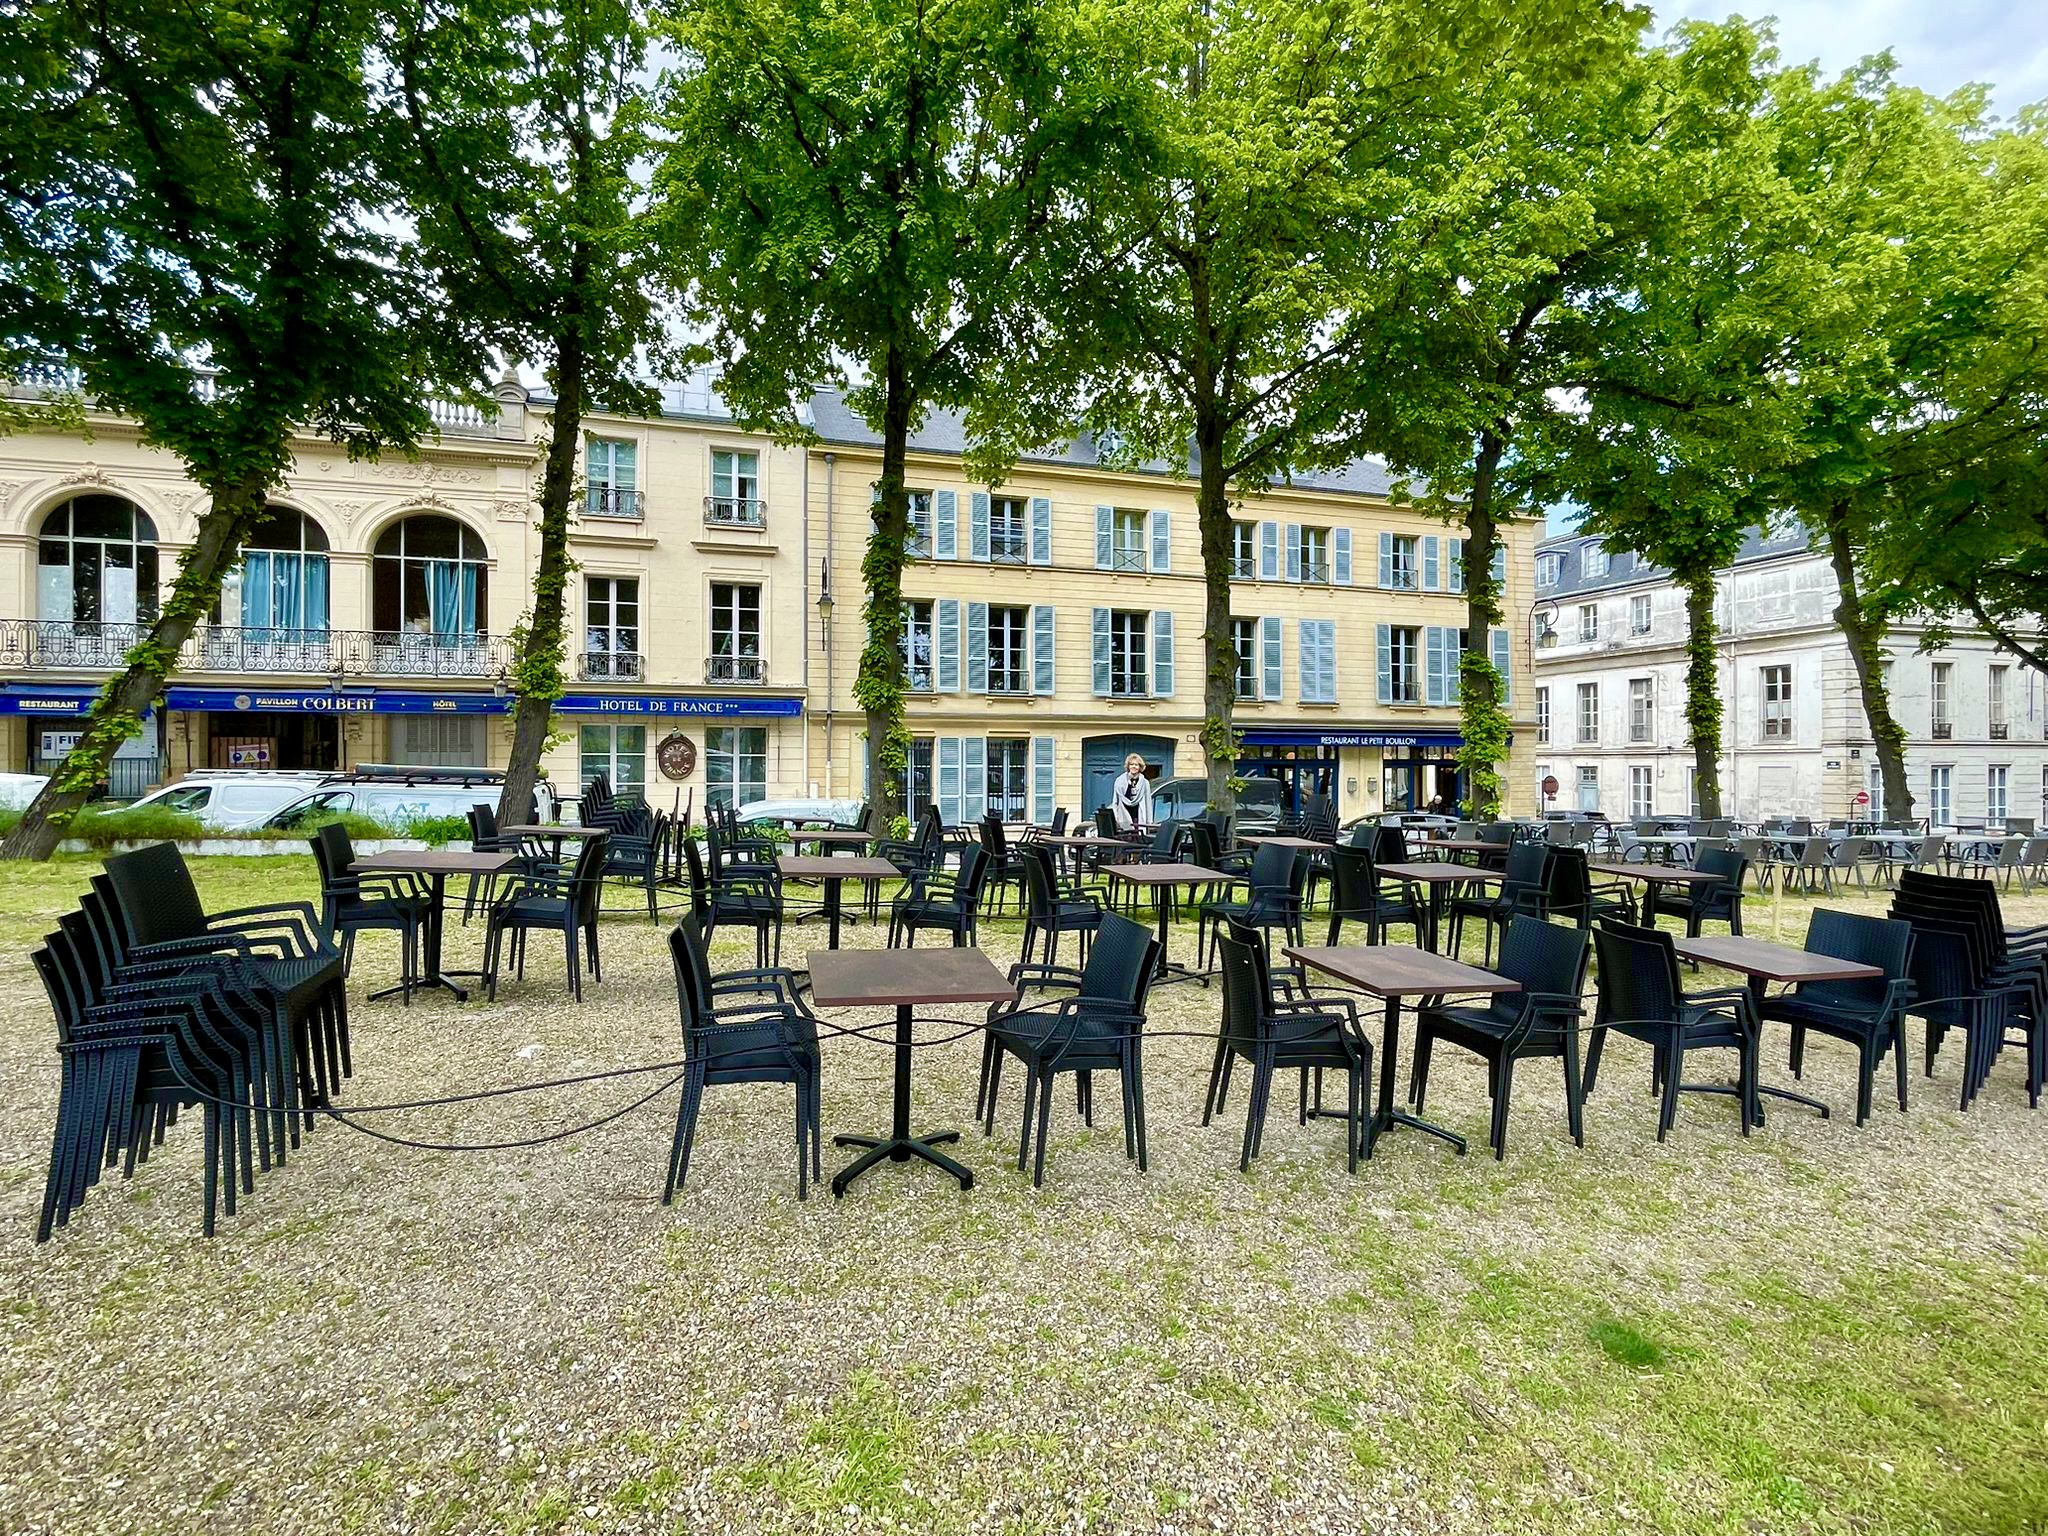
[602,808,671,923]
[1646,847,1749,937]
[890,843,991,948]
[1197,842,1306,966]
[482,835,610,1000]
[1584,921,1760,1140]
[663,914,821,1200]
[1760,909,1916,1126]
[1019,843,1104,968]
[978,911,1160,1186]
[979,813,1029,918]
[1369,824,1409,865]
[1410,918,1592,1159]
[1445,840,1549,964]
[310,822,429,997]
[1206,919,1372,1172]
[683,834,784,967]
[1324,845,1427,948]
[1890,871,2043,1108]
[876,804,944,877]
[1540,845,1636,929]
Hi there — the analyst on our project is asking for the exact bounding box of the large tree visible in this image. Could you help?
[653,0,1131,824]
[388,0,660,827]
[0,0,479,858]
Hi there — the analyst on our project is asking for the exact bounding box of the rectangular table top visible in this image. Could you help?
[1421,837,1498,853]
[776,855,899,880]
[499,824,606,838]
[1286,945,1523,998]
[353,849,521,875]
[795,828,875,844]
[1588,862,1724,883]
[1106,861,1235,885]
[1672,934,1884,984]
[1039,833,1126,848]
[1374,861,1501,884]
[1240,835,1335,850]
[806,946,1017,1008]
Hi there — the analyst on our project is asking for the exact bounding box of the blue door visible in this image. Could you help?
[1082,734,1176,820]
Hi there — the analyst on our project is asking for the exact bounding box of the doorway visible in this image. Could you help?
[1081,734,1175,817]
[1383,750,1463,812]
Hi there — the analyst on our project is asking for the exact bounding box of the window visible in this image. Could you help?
[1535,686,1551,743]
[1630,593,1652,636]
[579,723,645,794]
[901,737,934,821]
[1111,509,1147,572]
[372,515,488,639]
[397,715,484,768]
[1928,764,1952,826]
[901,602,934,690]
[586,437,639,517]
[1629,765,1653,819]
[37,496,161,637]
[986,739,1029,821]
[1231,522,1258,580]
[1578,603,1599,643]
[1628,677,1653,743]
[707,449,762,526]
[707,582,762,682]
[1575,764,1600,813]
[706,726,766,808]
[1108,610,1148,695]
[1231,617,1258,699]
[905,490,933,558]
[1535,551,1562,588]
[987,605,1028,693]
[989,496,1028,564]
[1299,526,1331,584]
[1931,662,1952,738]
[1576,682,1599,744]
[1582,543,1608,579]
[1987,765,2009,826]
[584,576,640,679]
[1761,665,1793,739]
[219,506,329,640]
[1387,626,1419,704]
[1990,665,2009,739]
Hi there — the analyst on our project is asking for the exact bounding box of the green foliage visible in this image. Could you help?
[1454,651,1510,818]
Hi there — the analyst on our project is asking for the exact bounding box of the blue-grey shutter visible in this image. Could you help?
[1422,535,1439,591]
[962,736,986,821]
[859,732,871,797]
[936,598,960,691]
[1152,610,1174,697]
[1300,621,1334,703]
[1150,509,1171,573]
[1259,521,1280,579]
[1030,735,1056,824]
[1259,615,1282,701]
[1377,531,1393,588]
[1095,505,1114,569]
[1375,623,1392,705]
[1425,626,1444,706]
[1284,524,1302,582]
[1332,528,1352,586]
[970,492,991,562]
[1030,496,1052,565]
[1448,537,1464,593]
[937,736,962,825]
[1318,621,1337,702]
[1446,630,1462,705]
[1491,543,1507,584]
[966,601,988,693]
[1492,628,1512,705]
[1091,607,1111,695]
[934,489,957,560]
[1031,605,1055,693]
[1298,620,1313,702]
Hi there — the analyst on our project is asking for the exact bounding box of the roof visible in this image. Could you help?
[1534,524,1812,601]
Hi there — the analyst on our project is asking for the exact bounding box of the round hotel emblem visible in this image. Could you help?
[656,732,696,782]
[233,693,253,711]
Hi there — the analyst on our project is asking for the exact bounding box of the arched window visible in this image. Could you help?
[37,495,160,628]
[230,507,330,633]
[372,515,488,638]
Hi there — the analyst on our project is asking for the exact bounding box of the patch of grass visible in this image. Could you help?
[1585,1316,1667,1371]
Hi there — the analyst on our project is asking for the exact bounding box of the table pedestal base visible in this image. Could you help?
[831,1130,972,1196]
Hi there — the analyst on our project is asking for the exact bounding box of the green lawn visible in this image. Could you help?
[0,853,2043,1535]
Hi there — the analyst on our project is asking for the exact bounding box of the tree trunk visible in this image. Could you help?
[1822,502,1911,822]
[855,342,912,828]
[1194,405,1237,821]
[499,320,584,829]
[1455,430,1508,818]
[1,470,270,859]
[1682,568,1724,819]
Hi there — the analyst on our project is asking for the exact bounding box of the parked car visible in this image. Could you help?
[263,782,507,832]
[1147,775,1283,834]
[125,770,335,830]
[733,796,863,828]
[0,772,49,812]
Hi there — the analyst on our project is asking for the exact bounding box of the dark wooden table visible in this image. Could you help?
[776,855,898,948]
[1240,835,1335,851]
[1286,945,1522,1156]
[1673,933,1884,1122]
[1106,862,1235,984]
[1588,862,1723,928]
[499,823,605,862]
[1372,861,1502,952]
[352,849,521,1001]
[792,828,875,852]
[806,947,1017,1196]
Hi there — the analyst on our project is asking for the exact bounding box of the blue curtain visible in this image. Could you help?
[243,552,273,630]
[460,564,477,634]
[303,554,328,631]
[427,561,478,640]
[273,553,302,631]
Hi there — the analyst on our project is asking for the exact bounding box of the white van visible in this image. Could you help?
[263,782,507,833]
[0,772,49,812]
[127,771,335,830]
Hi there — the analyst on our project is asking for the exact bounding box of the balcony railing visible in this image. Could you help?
[1990,722,2009,740]
[581,650,644,681]
[1230,555,1257,580]
[1303,560,1332,585]
[705,653,765,684]
[1932,720,1953,740]
[704,496,765,528]
[0,619,511,678]
[586,486,643,518]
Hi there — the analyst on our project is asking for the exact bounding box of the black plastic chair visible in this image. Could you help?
[890,844,991,948]
[603,809,670,923]
[663,915,821,1200]
[1411,917,1592,1158]
[1445,840,1549,964]
[979,813,1029,918]
[1584,921,1759,1140]
[1647,847,1748,937]
[483,835,609,1000]
[978,911,1160,1186]
[311,822,429,997]
[1760,909,1916,1125]
[684,834,784,968]
[1541,845,1636,929]
[1198,842,1305,966]
[1019,843,1103,968]
[1324,845,1426,948]
[1890,872,2041,1108]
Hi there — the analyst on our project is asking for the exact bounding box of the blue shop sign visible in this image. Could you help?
[164,686,509,715]
[1240,728,1466,750]
[0,685,143,717]
[552,693,804,719]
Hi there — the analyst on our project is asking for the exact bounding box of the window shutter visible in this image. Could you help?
[1259,521,1280,580]
[1375,623,1392,705]
[1030,496,1052,565]
[1031,605,1055,693]
[1149,509,1171,573]
[858,731,871,798]
[1447,631,1462,705]
[1299,620,1334,703]
[1091,607,1111,695]
[1259,615,1282,701]
[1378,531,1393,589]
[1284,524,1302,582]
[1422,535,1439,591]
[1318,621,1337,702]
[1491,543,1507,584]
[1031,735,1056,824]
[962,736,986,821]
[1332,528,1352,586]
[1492,628,1512,705]
[1425,626,1444,706]
[1095,505,1114,569]
[966,601,988,692]
[934,489,957,560]
[970,492,991,562]
[937,736,962,825]
[1152,610,1174,696]
[936,598,960,691]
[1448,537,1464,593]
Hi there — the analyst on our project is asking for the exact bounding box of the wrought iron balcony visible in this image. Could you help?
[580,650,644,681]
[705,653,765,684]
[703,496,766,528]
[585,486,643,518]
[1990,722,2009,740]
[0,619,511,678]
[1230,555,1257,580]
[1932,720,1953,740]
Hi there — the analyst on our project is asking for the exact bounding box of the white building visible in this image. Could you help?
[1528,528,2048,830]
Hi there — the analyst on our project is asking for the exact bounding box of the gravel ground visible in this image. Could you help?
[0,858,2045,1536]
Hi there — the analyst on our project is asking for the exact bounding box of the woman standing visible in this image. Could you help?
[1109,752,1155,833]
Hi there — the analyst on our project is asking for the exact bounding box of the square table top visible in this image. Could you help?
[1106,861,1235,885]
[1240,835,1335,850]
[1672,934,1884,984]
[353,849,521,875]
[776,855,900,880]
[806,946,1017,1008]
[1286,945,1523,998]
[795,828,875,844]
[499,824,606,838]
[1588,862,1724,883]
[1374,861,1501,884]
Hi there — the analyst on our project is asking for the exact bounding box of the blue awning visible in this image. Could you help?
[1239,728,1464,750]
[552,693,803,719]
[0,684,150,718]
[165,686,509,715]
